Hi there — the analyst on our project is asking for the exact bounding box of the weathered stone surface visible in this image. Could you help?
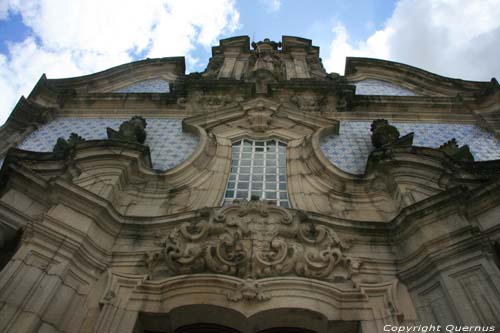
[0,35,499,332]
[106,116,147,144]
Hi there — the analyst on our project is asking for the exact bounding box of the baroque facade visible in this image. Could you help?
[0,36,500,332]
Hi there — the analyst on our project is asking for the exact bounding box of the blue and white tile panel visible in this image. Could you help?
[320,121,500,174]
[353,79,418,96]
[112,79,170,93]
[9,118,198,170]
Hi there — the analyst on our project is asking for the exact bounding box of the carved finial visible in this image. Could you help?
[370,119,400,148]
[53,132,86,154]
[439,138,474,162]
[107,116,147,144]
[252,38,282,51]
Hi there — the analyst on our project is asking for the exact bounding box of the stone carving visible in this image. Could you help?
[226,278,270,302]
[247,106,274,132]
[53,132,86,154]
[371,119,401,148]
[249,38,284,80]
[107,116,147,144]
[439,138,475,162]
[306,55,327,79]
[203,56,224,78]
[196,95,234,109]
[290,95,327,112]
[146,199,358,280]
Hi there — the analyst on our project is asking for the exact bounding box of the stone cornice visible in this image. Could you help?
[345,57,493,97]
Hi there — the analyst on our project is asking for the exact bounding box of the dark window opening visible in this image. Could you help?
[0,228,22,272]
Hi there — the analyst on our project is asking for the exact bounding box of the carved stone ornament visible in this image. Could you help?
[202,56,224,78]
[53,132,86,154]
[247,106,274,132]
[107,116,147,144]
[370,119,401,148]
[249,38,285,80]
[290,95,327,112]
[306,54,327,79]
[226,278,270,302]
[146,199,359,281]
[196,95,241,109]
[439,138,475,162]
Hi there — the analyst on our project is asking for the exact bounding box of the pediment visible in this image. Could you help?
[185,97,339,141]
[345,57,493,97]
[28,57,185,102]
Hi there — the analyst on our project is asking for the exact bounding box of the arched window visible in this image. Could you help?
[223,139,289,208]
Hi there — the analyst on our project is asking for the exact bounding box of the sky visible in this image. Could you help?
[0,0,500,125]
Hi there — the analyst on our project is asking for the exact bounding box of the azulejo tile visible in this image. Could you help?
[15,117,198,171]
[320,121,500,174]
[353,79,418,96]
[113,79,170,93]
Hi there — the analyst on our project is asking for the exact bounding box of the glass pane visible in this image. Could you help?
[266,175,276,182]
[236,191,247,198]
[252,174,263,182]
[252,182,263,190]
[254,167,264,174]
[251,191,262,198]
[224,139,290,208]
[266,192,277,199]
[266,167,277,174]
[254,153,264,159]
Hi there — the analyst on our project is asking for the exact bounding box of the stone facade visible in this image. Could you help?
[0,35,500,333]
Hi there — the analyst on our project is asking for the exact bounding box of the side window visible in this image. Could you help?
[493,241,500,271]
[0,229,22,272]
[223,139,290,208]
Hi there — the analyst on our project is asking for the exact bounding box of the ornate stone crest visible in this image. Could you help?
[226,278,270,302]
[107,116,147,144]
[146,199,359,281]
[290,95,327,112]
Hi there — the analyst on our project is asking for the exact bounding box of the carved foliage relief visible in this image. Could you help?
[146,200,359,281]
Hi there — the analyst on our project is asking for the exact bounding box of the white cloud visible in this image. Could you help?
[0,0,240,125]
[259,0,280,13]
[324,0,500,81]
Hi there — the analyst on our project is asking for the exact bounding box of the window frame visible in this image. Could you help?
[223,138,290,208]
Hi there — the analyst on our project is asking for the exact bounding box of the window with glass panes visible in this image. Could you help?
[223,139,290,208]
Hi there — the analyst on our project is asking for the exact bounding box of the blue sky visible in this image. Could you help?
[1,0,500,125]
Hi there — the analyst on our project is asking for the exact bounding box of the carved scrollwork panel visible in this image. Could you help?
[146,200,360,281]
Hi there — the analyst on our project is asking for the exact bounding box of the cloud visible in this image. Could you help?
[0,0,240,125]
[324,0,500,81]
[259,0,280,13]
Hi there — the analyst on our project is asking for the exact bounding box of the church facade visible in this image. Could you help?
[0,36,500,332]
